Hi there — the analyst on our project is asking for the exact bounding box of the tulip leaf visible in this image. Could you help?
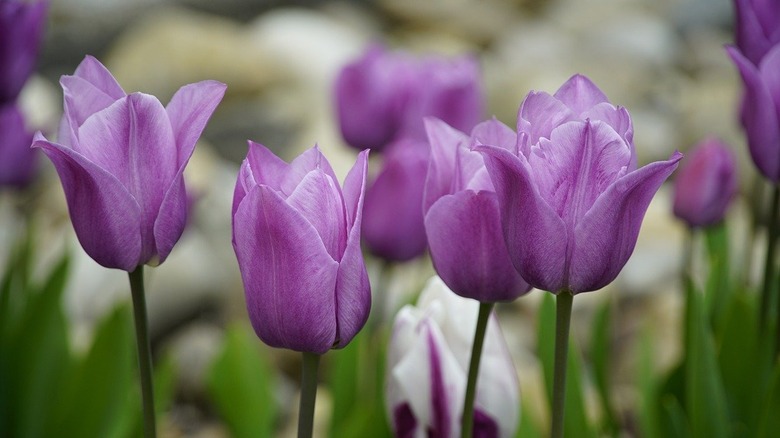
[515,403,542,438]
[659,394,689,438]
[636,329,660,438]
[684,284,730,438]
[590,297,618,434]
[704,223,731,331]
[207,323,277,438]
[328,329,362,435]
[757,362,780,438]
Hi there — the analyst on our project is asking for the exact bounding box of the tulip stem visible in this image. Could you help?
[298,352,321,438]
[461,301,494,438]
[551,290,574,438]
[761,185,780,334]
[128,266,156,438]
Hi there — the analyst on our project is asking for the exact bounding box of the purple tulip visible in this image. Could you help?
[479,75,682,294]
[423,117,532,302]
[386,276,519,438]
[32,56,226,271]
[363,138,429,261]
[673,138,738,228]
[232,142,371,353]
[728,44,780,182]
[734,0,780,65]
[334,44,484,152]
[0,0,48,104]
[0,102,35,188]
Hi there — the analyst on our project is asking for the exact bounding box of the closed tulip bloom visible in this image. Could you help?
[673,138,738,228]
[423,117,531,302]
[0,0,48,104]
[32,56,226,271]
[0,103,35,188]
[232,142,371,354]
[734,0,780,65]
[334,44,484,151]
[386,276,519,438]
[480,75,682,294]
[363,138,429,261]
[728,44,780,182]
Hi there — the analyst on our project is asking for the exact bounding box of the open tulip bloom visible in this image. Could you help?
[478,75,681,437]
[232,142,370,437]
[33,55,226,438]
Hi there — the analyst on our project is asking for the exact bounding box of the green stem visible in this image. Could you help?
[298,352,321,438]
[551,291,574,438]
[128,266,156,438]
[461,302,494,438]
[761,185,780,333]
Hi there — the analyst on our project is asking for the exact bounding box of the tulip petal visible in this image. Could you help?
[554,74,610,115]
[479,145,568,292]
[244,141,289,190]
[73,55,126,99]
[286,169,346,260]
[153,173,187,264]
[59,75,123,147]
[735,0,775,64]
[334,150,371,347]
[760,44,780,119]
[425,191,531,302]
[233,185,339,353]
[727,45,780,181]
[424,117,470,211]
[165,80,226,167]
[569,151,682,293]
[517,91,576,147]
[280,146,341,199]
[32,134,142,271]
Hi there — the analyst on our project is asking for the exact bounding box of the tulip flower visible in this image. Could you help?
[727,44,780,183]
[32,56,226,271]
[386,276,519,438]
[232,142,370,354]
[0,103,35,188]
[734,0,780,65]
[0,0,48,104]
[673,138,738,228]
[479,74,682,294]
[334,44,484,152]
[423,117,532,303]
[362,138,429,261]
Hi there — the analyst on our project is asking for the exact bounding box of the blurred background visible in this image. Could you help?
[3,0,755,436]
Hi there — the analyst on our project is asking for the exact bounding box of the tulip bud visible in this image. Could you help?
[362,138,429,261]
[0,103,36,188]
[232,142,371,354]
[733,0,780,65]
[334,44,484,152]
[673,138,738,228]
[0,0,48,104]
[386,276,520,437]
[480,75,681,294]
[33,56,226,271]
[423,117,531,302]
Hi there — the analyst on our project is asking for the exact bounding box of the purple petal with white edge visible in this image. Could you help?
[233,185,339,353]
[334,149,370,348]
[528,121,632,227]
[32,134,142,271]
[286,169,346,260]
[727,45,780,181]
[424,117,470,211]
[425,191,531,302]
[166,80,226,166]
[569,151,682,293]
[553,74,610,115]
[479,145,568,292]
[517,91,576,146]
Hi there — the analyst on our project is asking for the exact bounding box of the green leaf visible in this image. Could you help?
[207,323,277,438]
[636,329,660,438]
[757,362,780,438]
[685,285,730,438]
[515,403,543,438]
[590,297,617,434]
[537,293,556,410]
[704,223,731,332]
[328,330,361,435]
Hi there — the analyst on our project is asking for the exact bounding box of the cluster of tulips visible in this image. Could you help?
[3,0,780,436]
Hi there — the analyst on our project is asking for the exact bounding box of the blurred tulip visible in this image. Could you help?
[0,103,35,188]
[386,276,519,438]
[0,0,48,104]
[232,142,371,354]
[334,44,484,152]
[480,75,682,294]
[423,117,531,302]
[33,56,226,271]
[673,138,738,228]
[734,0,780,65]
[728,44,780,182]
[362,138,429,261]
